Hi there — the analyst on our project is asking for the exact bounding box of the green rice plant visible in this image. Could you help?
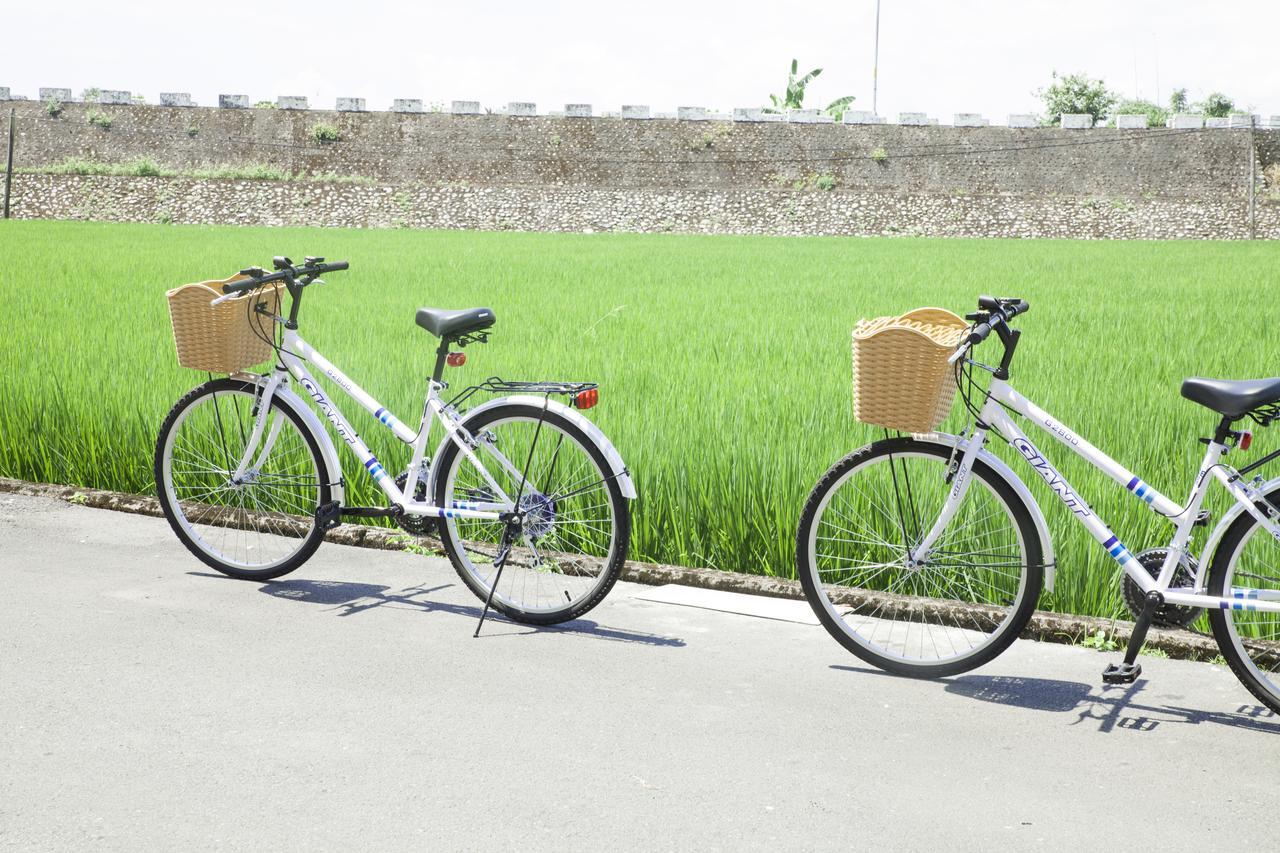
[1,222,1278,621]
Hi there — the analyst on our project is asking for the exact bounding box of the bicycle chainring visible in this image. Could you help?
[1122,548,1203,628]
[393,467,437,537]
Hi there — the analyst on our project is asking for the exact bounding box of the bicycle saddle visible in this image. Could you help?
[1180,377,1280,418]
[415,307,496,339]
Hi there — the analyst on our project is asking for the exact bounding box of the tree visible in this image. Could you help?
[1036,71,1116,125]
[1168,88,1188,113]
[764,59,856,121]
[1197,92,1234,117]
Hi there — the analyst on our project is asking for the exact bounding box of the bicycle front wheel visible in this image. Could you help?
[796,437,1043,677]
[155,379,330,580]
[434,402,630,625]
[1208,488,1280,714]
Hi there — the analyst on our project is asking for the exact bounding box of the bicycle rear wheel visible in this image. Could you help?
[433,402,630,625]
[155,379,330,580]
[1208,488,1280,714]
[796,437,1043,677]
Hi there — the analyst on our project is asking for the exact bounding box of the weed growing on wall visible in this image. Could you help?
[310,123,341,143]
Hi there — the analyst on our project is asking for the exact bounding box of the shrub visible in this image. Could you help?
[189,163,291,181]
[80,87,101,104]
[1037,71,1116,125]
[310,122,341,143]
[813,173,837,191]
[1111,99,1167,129]
[1197,92,1234,118]
[86,111,112,129]
[253,100,276,109]
[43,96,63,117]
[870,147,888,163]
[186,124,199,137]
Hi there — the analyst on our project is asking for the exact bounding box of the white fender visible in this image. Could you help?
[230,372,345,504]
[914,431,1058,592]
[1197,475,1280,584]
[437,394,637,499]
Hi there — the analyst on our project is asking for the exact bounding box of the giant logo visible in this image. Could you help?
[300,378,358,445]
[1012,438,1092,518]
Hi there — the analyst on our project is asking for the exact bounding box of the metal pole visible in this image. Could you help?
[1248,114,1256,240]
[872,0,881,116]
[3,109,14,220]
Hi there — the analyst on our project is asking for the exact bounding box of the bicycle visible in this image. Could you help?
[155,256,635,630]
[796,295,1280,713]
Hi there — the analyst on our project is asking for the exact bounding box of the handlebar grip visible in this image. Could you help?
[967,322,993,345]
[324,260,349,272]
[1006,299,1029,318]
[222,278,260,295]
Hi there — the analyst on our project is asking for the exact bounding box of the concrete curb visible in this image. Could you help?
[0,477,1223,662]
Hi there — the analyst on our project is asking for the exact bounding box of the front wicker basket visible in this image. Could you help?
[167,276,282,373]
[852,307,968,433]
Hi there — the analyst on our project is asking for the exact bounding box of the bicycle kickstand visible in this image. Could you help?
[474,512,522,638]
[1102,590,1162,685]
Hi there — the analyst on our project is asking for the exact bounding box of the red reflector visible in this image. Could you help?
[446,352,466,367]
[1241,431,1253,451]
[573,388,598,410]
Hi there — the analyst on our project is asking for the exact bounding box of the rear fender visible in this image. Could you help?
[1197,476,1280,587]
[434,394,636,500]
[914,431,1057,592]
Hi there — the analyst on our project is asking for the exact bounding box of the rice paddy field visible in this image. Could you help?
[2,219,1278,620]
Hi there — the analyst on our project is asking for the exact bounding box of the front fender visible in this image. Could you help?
[434,394,637,500]
[914,431,1058,592]
[230,372,345,504]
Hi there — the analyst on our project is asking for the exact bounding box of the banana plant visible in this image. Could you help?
[764,59,855,120]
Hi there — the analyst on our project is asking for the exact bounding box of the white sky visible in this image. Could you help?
[4,1,1278,119]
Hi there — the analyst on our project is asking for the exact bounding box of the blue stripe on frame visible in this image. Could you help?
[1126,476,1139,491]
[1103,535,1118,549]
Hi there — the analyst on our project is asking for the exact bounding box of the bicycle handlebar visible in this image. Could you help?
[221,258,349,296]
[949,296,1029,363]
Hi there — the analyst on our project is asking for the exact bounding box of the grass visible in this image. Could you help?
[1,221,1278,620]
[20,158,373,184]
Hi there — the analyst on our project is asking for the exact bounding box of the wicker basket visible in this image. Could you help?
[166,276,282,373]
[852,307,968,433]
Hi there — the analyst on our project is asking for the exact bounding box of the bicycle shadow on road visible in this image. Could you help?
[830,665,1280,735]
[187,572,686,648]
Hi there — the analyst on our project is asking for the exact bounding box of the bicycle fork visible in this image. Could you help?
[909,429,990,565]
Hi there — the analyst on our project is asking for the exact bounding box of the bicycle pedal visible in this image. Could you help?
[315,500,342,531]
[1101,662,1142,685]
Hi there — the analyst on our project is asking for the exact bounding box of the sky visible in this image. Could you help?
[4,1,1278,120]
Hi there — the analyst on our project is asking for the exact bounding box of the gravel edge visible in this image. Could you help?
[0,476,1223,663]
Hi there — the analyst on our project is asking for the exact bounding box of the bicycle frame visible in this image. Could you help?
[231,326,517,522]
[913,377,1280,615]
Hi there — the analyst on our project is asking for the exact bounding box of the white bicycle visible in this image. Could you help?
[797,296,1280,713]
[155,257,635,627]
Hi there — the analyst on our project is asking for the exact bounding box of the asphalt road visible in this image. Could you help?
[1,493,1277,851]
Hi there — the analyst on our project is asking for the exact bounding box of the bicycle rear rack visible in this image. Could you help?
[447,376,598,409]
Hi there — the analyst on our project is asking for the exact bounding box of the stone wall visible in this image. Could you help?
[11,173,1278,239]
[3,99,1277,238]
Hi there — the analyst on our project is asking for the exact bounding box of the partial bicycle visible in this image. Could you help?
[156,256,634,629]
[797,296,1280,713]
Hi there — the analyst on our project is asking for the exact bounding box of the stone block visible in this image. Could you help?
[1007,114,1038,128]
[99,90,131,105]
[678,106,709,121]
[336,97,366,112]
[1169,113,1204,128]
[786,109,821,123]
[1205,117,1229,128]
[219,94,250,109]
[953,113,988,127]
[621,104,650,119]
[1060,113,1093,129]
[277,96,308,110]
[40,87,72,103]
[1228,113,1258,128]
[898,112,929,126]
[565,103,592,117]
[451,100,481,115]
[843,111,885,124]
[160,92,194,107]
[732,108,764,122]
[1115,114,1148,129]
[756,112,784,122]
[652,111,676,119]
[392,99,423,113]
[507,102,536,116]
[1269,116,1280,129]
[0,87,9,101]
